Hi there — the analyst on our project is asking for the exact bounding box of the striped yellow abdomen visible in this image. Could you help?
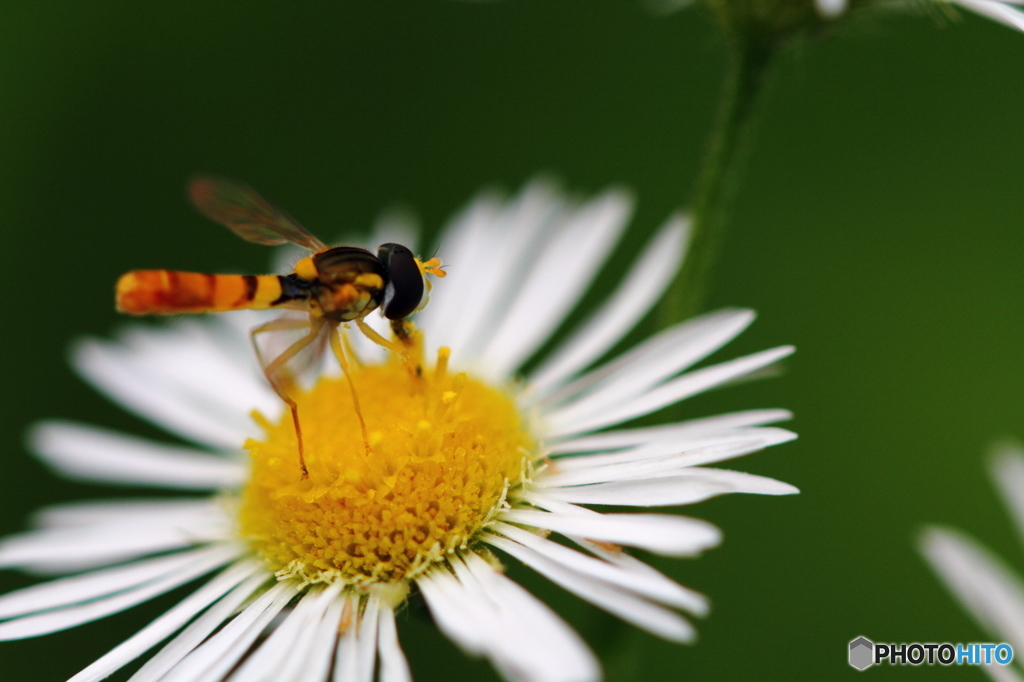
[116,270,286,315]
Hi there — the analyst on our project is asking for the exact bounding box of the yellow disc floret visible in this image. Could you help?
[239,346,533,586]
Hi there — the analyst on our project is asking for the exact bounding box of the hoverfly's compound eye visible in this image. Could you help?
[377,243,425,320]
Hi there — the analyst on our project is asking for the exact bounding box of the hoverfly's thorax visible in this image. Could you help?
[309,246,388,322]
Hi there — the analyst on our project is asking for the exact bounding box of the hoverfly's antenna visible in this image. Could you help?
[417,257,446,279]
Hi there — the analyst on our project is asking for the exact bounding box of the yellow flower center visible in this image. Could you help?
[238,343,532,586]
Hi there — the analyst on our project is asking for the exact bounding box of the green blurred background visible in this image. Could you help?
[1,1,1023,679]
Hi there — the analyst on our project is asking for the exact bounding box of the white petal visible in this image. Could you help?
[417,570,490,656]
[546,345,795,438]
[159,581,297,682]
[537,308,755,411]
[419,556,599,682]
[334,595,379,682]
[983,663,1024,682]
[0,544,239,640]
[459,554,600,682]
[488,523,704,613]
[549,409,793,454]
[573,537,709,616]
[546,439,794,482]
[434,181,565,364]
[334,595,361,682]
[31,498,222,530]
[282,585,346,682]
[416,190,507,350]
[369,208,420,252]
[29,421,246,490]
[952,0,1024,31]
[0,548,225,620]
[526,214,689,397]
[477,189,633,380]
[989,444,1024,545]
[0,516,231,574]
[71,323,272,449]
[228,584,340,682]
[503,504,720,557]
[540,470,799,507]
[548,425,794,473]
[815,0,847,18]
[378,604,412,682]
[485,533,695,642]
[920,527,1024,651]
[357,597,381,682]
[68,560,263,682]
[128,571,270,682]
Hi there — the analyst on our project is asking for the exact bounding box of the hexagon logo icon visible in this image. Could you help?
[849,636,874,670]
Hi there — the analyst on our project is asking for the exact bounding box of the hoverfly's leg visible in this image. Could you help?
[251,317,326,480]
[390,319,414,347]
[355,317,406,356]
[328,323,372,456]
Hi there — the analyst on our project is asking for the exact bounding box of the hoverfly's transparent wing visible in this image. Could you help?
[189,176,327,251]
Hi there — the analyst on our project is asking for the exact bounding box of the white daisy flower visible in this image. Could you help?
[920,442,1024,682]
[0,180,798,682]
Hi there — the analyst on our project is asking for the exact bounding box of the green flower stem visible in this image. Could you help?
[660,37,776,325]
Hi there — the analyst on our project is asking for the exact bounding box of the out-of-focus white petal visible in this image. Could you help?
[983,662,1024,682]
[503,504,720,557]
[526,215,689,397]
[416,190,506,349]
[0,545,239,640]
[440,181,565,364]
[29,421,246,490]
[369,208,420,253]
[951,0,1024,31]
[30,498,222,530]
[0,519,232,575]
[815,0,847,18]
[477,189,633,381]
[550,409,793,454]
[546,345,795,438]
[0,548,226,620]
[68,560,262,682]
[72,332,263,450]
[989,444,1024,546]
[920,527,1024,653]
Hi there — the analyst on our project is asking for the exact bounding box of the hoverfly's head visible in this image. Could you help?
[377,243,445,320]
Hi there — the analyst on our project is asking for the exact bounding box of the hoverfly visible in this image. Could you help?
[116,176,445,478]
